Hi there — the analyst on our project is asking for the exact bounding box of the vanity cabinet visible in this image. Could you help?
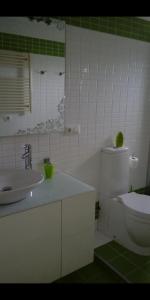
[61,191,95,277]
[0,173,96,283]
[0,202,61,283]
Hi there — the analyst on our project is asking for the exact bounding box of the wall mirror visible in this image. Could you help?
[0,17,65,137]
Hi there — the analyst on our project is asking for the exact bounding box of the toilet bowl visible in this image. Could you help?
[99,146,150,255]
[117,192,150,247]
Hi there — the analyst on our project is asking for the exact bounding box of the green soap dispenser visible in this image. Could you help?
[115,131,124,148]
[43,158,55,179]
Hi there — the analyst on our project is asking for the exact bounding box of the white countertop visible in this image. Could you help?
[0,171,95,218]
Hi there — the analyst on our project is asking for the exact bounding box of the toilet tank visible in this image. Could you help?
[100,147,129,201]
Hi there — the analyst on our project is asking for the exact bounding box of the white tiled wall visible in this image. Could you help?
[1,24,150,199]
[64,25,150,192]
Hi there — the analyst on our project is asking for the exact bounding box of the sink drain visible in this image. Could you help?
[1,186,13,192]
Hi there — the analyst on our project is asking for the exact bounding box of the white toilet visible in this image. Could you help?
[99,146,150,256]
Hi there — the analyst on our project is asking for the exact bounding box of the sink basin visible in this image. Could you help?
[0,169,44,205]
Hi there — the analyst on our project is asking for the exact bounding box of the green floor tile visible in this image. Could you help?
[94,240,150,283]
[54,259,125,284]
[76,262,104,279]
[55,240,150,284]
[94,259,125,283]
[141,261,150,274]
[123,251,150,267]
[110,256,136,276]
[109,240,128,255]
[54,270,85,284]
[127,268,150,283]
[77,260,124,283]
[95,244,119,261]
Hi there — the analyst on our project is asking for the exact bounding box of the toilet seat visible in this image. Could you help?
[117,192,150,218]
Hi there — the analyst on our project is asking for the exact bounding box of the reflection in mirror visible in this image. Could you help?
[0,17,65,137]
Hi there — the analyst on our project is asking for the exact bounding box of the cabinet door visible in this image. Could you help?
[62,191,96,277]
[0,202,61,283]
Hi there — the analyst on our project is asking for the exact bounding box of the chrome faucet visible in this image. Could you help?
[22,144,32,169]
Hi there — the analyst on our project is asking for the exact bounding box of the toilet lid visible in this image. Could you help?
[118,192,150,215]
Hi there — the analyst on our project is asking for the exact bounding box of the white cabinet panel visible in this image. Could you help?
[62,192,96,236]
[62,228,94,277]
[0,202,61,283]
[62,191,96,277]
[0,189,95,282]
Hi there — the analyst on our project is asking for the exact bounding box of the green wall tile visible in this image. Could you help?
[56,16,150,43]
[1,17,150,57]
[0,32,65,57]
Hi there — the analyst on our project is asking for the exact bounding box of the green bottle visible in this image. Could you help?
[43,158,55,179]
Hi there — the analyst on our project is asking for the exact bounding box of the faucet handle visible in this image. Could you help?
[24,144,32,150]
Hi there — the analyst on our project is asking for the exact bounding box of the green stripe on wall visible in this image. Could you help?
[55,16,150,43]
[0,32,65,57]
[1,17,150,55]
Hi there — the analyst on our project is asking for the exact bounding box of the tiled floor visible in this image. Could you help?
[95,240,150,283]
[54,257,125,284]
[54,240,150,284]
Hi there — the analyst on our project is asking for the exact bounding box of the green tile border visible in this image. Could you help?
[0,32,65,57]
[55,16,150,43]
[1,17,150,56]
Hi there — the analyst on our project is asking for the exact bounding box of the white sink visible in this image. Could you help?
[0,169,44,205]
